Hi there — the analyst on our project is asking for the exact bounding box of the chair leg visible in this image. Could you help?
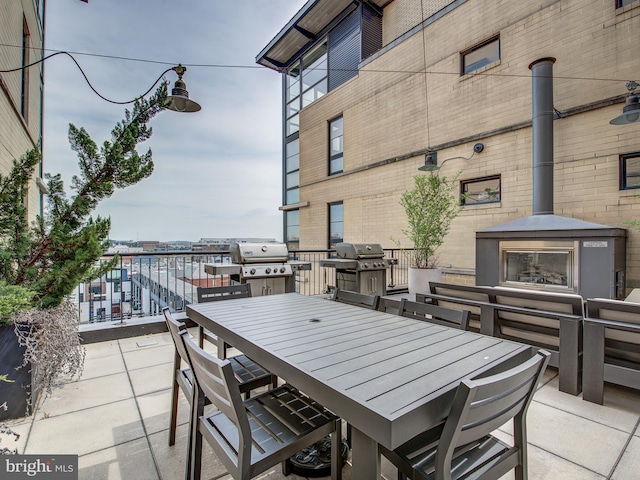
[169,351,181,446]
[169,378,179,446]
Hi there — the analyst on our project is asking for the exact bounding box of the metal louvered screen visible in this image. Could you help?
[328,9,361,91]
[361,4,383,60]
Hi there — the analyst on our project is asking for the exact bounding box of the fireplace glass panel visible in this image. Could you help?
[500,241,577,291]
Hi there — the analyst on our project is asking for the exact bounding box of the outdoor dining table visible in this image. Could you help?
[186,292,537,480]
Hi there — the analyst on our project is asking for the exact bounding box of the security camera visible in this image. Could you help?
[473,143,484,153]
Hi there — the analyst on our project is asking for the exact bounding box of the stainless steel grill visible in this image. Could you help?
[320,242,395,296]
[204,242,310,296]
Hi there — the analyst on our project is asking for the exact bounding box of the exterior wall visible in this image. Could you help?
[293,0,640,288]
[0,0,44,222]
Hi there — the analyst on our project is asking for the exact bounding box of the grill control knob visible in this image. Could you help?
[280,267,286,273]
[265,267,271,274]
[363,263,368,268]
[250,268,256,275]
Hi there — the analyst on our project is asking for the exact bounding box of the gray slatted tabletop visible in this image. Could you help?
[186,293,535,480]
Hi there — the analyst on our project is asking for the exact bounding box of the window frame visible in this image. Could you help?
[461,36,500,75]
[328,115,344,175]
[328,201,344,249]
[616,0,636,8]
[285,210,300,251]
[620,152,640,190]
[284,136,300,205]
[461,175,501,205]
[285,40,328,138]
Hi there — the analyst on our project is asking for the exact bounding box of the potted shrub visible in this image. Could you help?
[399,173,463,294]
[0,85,168,419]
[0,283,37,420]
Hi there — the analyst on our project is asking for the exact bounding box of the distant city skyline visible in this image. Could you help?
[43,1,305,242]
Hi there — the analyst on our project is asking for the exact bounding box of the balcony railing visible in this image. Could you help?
[73,248,413,324]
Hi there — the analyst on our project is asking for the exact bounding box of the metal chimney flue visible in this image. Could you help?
[529,57,556,216]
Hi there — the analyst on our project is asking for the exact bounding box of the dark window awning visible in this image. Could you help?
[255,0,389,71]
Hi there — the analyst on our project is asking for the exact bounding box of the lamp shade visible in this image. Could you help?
[166,78,201,112]
[418,152,438,171]
[610,94,640,125]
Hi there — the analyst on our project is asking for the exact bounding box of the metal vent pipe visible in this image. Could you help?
[529,57,556,215]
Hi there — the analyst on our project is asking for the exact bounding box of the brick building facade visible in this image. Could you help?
[257,0,640,291]
[0,0,46,222]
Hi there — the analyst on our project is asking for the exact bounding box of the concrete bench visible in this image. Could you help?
[583,298,640,404]
[417,282,584,395]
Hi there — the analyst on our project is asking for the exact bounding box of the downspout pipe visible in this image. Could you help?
[529,57,556,216]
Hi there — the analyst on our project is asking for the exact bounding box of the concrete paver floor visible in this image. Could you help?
[4,330,640,480]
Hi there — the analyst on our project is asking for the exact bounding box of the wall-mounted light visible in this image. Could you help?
[418,152,438,171]
[166,65,201,112]
[610,81,639,125]
[418,143,484,172]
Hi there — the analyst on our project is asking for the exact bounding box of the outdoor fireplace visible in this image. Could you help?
[476,217,626,299]
[475,58,627,299]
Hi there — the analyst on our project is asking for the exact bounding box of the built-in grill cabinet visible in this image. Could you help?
[320,242,395,296]
[204,242,311,296]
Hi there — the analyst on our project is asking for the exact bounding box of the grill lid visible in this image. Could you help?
[335,242,384,259]
[230,242,289,264]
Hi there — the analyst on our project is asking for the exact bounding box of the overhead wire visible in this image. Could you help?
[0,50,172,105]
[0,42,633,84]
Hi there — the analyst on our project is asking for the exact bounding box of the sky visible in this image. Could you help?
[44,0,306,243]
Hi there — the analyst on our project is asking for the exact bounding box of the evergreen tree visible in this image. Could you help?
[0,84,167,308]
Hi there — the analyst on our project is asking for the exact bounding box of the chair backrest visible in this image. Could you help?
[399,299,470,330]
[163,307,190,366]
[427,282,494,331]
[435,350,550,477]
[332,288,380,310]
[377,297,400,314]
[587,298,640,362]
[197,283,252,303]
[180,330,253,473]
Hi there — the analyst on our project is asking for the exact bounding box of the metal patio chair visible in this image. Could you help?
[195,284,278,393]
[180,328,343,480]
[163,308,275,448]
[196,284,253,358]
[398,298,471,330]
[380,349,550,480]
[332,288,380,310]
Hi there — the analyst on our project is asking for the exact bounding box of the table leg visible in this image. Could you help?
[350,426,381,480]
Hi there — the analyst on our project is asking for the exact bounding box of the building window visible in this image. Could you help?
[461,176,501,205]
[461,37,499,75]
[284,41,328,137]
[285,138,300,204]
[616,0,635,8]
[329,116,344,175]
[302,42,328,107]
[329,202,343,248]
[21,18,30,121]
[286,210,300,251]
[620,153,640,190]
[285,63,301,136]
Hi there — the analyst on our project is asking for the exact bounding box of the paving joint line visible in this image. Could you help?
[119,337,163,480]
